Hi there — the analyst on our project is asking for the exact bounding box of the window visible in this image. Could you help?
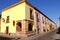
[36,13,39,22]
[36,12,39,22]
[13,20,15,26]
[43,29,45,32]
[47,29,49,31]
[30,8,33,19]
[50,24,52,30]
[2,18,5,22]
[42,17,44,24]
[6,16,9,23]
[43,27,46,32]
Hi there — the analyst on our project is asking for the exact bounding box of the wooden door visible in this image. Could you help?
[6,27,9,34]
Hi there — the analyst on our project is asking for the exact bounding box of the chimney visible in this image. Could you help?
[22,0,27,2]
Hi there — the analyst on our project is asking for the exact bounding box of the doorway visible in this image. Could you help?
[16,22,22,31]
[28,23,33,31]
[6,27,9,34]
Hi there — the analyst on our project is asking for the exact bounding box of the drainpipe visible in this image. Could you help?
[34,12,39,35]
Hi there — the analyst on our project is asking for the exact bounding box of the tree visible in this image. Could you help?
[0,14,1,18]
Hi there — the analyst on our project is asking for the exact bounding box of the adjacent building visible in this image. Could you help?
[1,0,57,37]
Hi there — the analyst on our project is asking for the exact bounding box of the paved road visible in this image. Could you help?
[20,29,59,40]
[35,29,60,40]
[0,29,59,40]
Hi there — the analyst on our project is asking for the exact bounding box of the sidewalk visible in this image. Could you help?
[20,29,57,40]
[0,29,57,40]
[20,33,48,40]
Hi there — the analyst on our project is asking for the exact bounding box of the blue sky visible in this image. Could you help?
[0,0,60,25]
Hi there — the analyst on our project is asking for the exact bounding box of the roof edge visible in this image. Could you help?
[2,1,56,25]
[25,1,57,25]
[2,1,25,11]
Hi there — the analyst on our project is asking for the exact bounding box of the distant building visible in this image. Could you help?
[1,0,57,37]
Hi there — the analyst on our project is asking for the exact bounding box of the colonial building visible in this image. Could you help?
[1,0,57,37]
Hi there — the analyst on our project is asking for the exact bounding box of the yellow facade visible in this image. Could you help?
[25,3,35,31]
[1,1,57,36]
[25,3,34,20]
[1,2,35,33]
[1,2,26,33]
